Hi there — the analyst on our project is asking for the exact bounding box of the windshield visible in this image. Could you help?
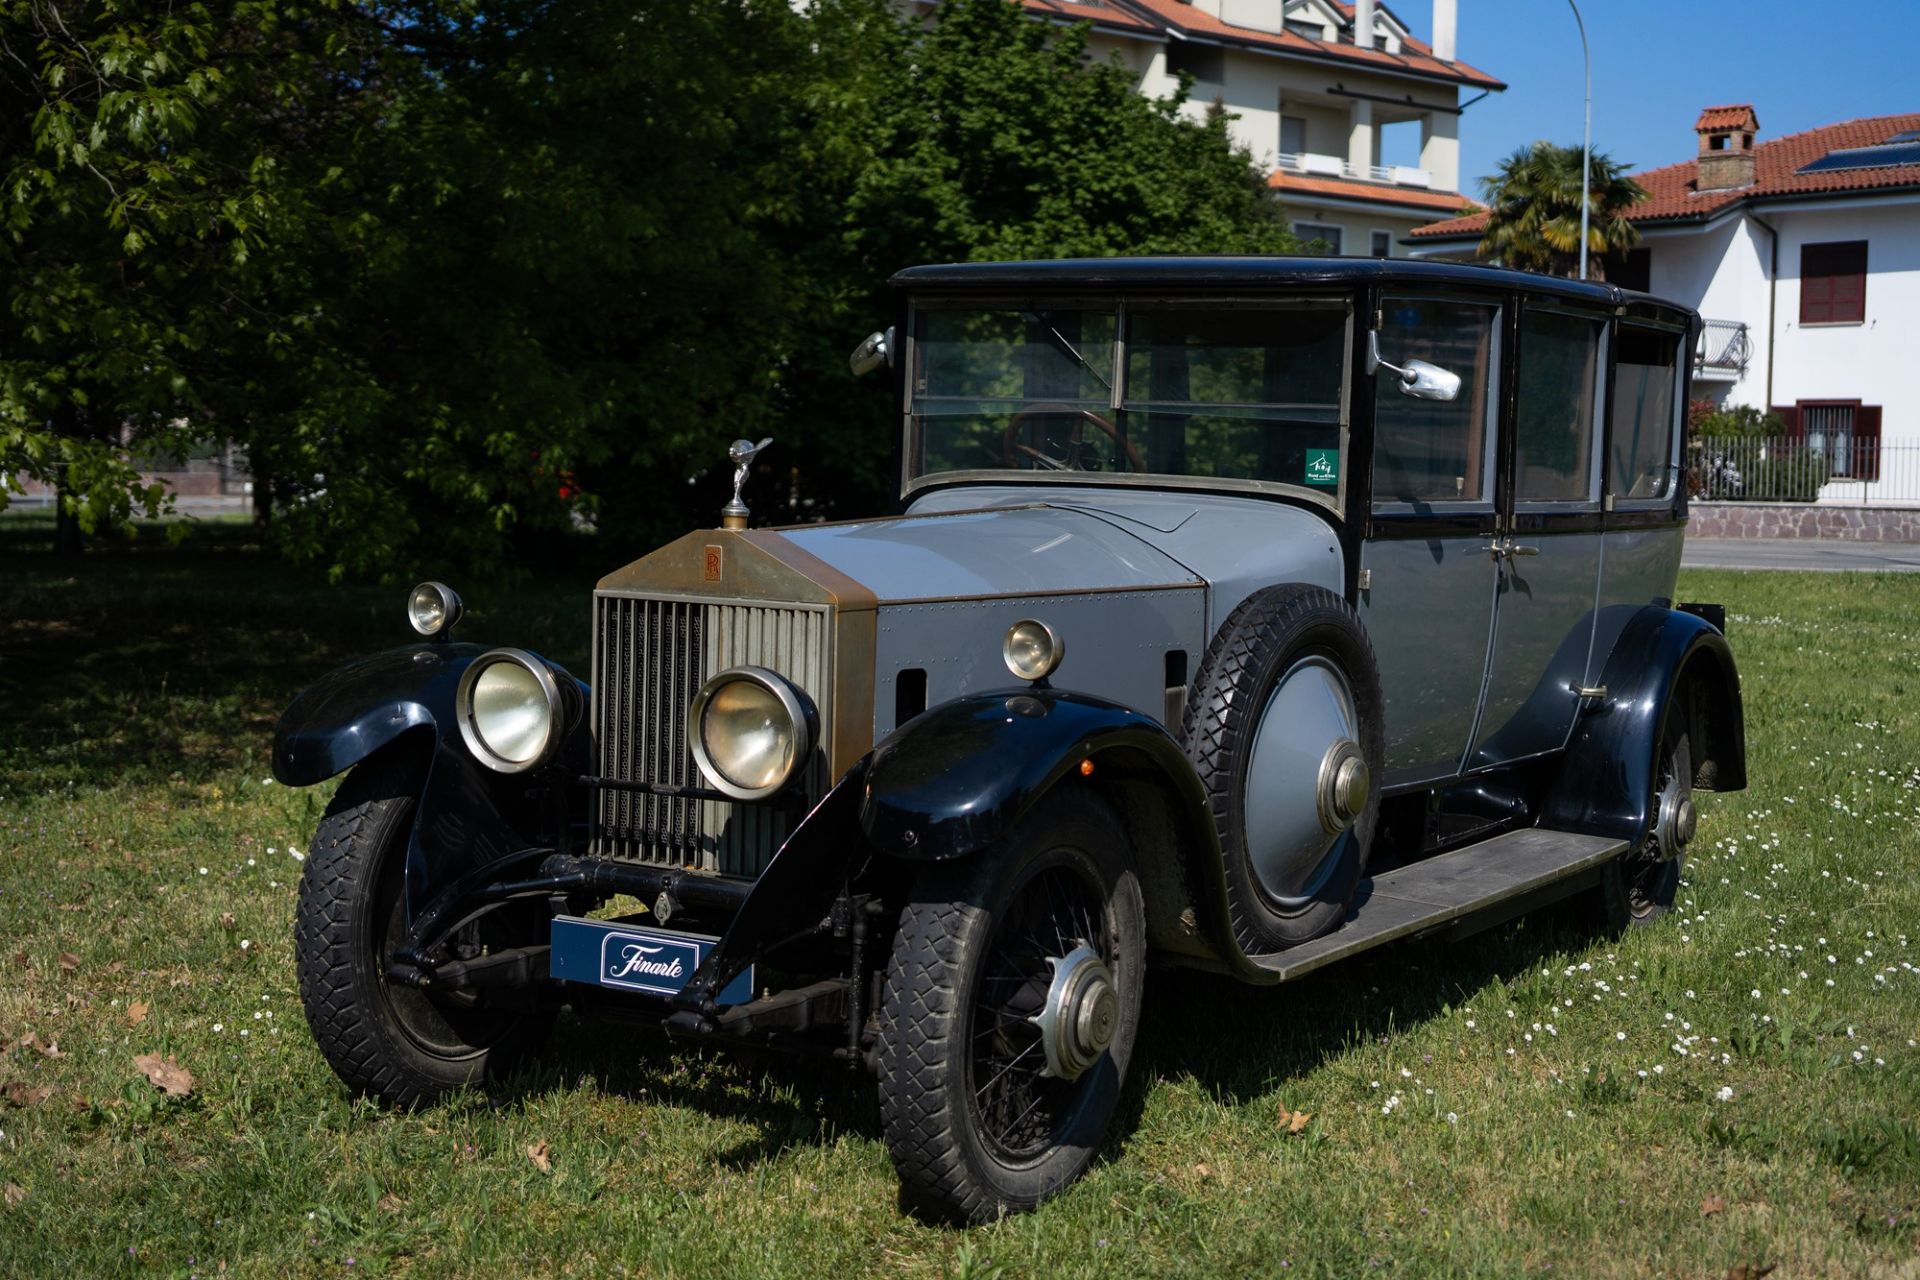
[906,300,1349,499]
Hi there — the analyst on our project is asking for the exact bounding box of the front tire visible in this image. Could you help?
[294,764,550,1105]
[876,788,1145,1223]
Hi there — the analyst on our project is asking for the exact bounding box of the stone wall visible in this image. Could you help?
[1688,502,1920,542]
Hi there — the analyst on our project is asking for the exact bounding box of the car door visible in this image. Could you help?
[1358,294,1503,790]
[1467,302,1609,769]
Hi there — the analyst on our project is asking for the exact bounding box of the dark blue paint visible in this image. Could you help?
[860,688,1198,861]
[550,917,754,1006]
[271,643,590,919]
[1540,607,1746,842]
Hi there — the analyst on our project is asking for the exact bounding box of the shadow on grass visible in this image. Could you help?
[1130,901,1609,1108]
[0,513,598,790]
[465,897,1613,1208]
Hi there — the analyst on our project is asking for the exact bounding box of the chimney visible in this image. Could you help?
[1354,0,1375,48]
[1431,0,1456,61]
[1695,104,1759,192]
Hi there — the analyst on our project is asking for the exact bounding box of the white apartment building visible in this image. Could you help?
[1013,0,1503,254]
[1410,107,1920,501]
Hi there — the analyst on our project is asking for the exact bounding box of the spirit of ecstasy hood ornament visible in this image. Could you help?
[721,437,772,530]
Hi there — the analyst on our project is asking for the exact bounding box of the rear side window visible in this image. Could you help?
[1608,325,1681,501]
[1514,308,1605,504]
[1371,297,1499,504]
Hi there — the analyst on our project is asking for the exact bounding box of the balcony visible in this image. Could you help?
[1694,319,1751,381]
[1276,152,1433,189]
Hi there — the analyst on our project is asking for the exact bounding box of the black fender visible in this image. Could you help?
[271,643,590,917]
[678,689,1276,1012]
[1540,606,1746,843]
[863,689,1271,979]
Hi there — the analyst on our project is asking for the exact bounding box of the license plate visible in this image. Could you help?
[548,916,754,1005]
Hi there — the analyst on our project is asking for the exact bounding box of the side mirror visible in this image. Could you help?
[1368,331,1461,402]
[850,327,894,378]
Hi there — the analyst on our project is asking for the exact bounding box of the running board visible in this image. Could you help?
[1252,828,1628,983]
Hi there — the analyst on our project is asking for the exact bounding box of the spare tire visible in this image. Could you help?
[1181,583,1385,952]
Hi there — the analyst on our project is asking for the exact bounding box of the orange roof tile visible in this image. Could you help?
[1270,170,1483,213]
[1119,0,1504,89]
[1694,104,1758,132]
[1021,0,1159,32]
[1410,111,1920,240]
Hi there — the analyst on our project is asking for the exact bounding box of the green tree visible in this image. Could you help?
[1475,141,1647,278]
[1,2,377,546]
[775,0,1297,520]
[4,0,1298,576]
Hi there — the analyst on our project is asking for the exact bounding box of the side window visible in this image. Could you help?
[1608,325,1682,501]
[1123,304,1346,487]
[1514,308,1605,504]
[1371,297,1499,505]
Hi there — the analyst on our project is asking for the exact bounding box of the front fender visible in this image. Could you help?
[272,643,590,918]
[273,643,490,785]
[1540,606,1746,843]
[859,689,1191,860]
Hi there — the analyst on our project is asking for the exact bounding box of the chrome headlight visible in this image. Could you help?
[407,581,462,638]
[688,666,812,801]
[456,648,564,773]
[1003,618,1064,682]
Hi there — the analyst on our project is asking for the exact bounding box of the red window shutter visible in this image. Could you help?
[1801,274,1832,325]
[1855,405,1882,482]
[1833,266,1866,324]
[1772,405,1801,439]
[1801,241,1868,324]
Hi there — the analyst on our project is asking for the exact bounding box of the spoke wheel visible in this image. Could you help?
[877,788,1144,1223]
[1592,725,1694,930]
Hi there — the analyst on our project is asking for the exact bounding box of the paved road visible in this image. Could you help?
[1682,538,1920,572]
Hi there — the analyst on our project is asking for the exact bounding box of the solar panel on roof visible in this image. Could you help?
[1798,142,1920,173]
[1887,129,1920,143]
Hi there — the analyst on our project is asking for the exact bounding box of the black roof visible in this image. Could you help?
[891,256,1694,321]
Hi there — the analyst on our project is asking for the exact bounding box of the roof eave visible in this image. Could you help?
[1158,22,1505,91]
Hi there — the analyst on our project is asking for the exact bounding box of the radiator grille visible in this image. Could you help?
[592,594,831,877]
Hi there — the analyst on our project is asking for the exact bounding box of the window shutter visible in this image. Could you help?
[1855,405,1882,482]
[1833,263,1867,323]
[1800,241,1868,324]
[1801,274,1831,325]
[1771,405,1801,440]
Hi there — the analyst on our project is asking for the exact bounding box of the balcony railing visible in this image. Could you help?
[1275,152,1433,189]
[1694,318,1750,379]
[1690,435,1920,506]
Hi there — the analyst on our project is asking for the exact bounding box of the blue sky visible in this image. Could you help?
[1375,0,1920,192]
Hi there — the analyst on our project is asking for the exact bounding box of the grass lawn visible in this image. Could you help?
[2,511,1916,1278]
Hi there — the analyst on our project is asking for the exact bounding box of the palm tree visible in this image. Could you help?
[1475,142,1647,278]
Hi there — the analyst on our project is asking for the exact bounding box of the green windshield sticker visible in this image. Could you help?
[1305,449,1339,486]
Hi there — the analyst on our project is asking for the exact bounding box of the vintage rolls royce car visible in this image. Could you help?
[274,257,1745,1222]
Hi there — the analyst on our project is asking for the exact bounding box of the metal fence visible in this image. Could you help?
[9,441,252,509]
[1691,435,1920,506]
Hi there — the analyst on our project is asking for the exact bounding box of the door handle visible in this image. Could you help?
[1506,543,1540,557]
[1482,538,1542,561]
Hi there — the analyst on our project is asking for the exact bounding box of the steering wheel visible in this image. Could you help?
[1000,403,1146,473]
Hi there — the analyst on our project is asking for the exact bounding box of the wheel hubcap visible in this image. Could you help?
[1317,740,1370,834]
[1654,770,1695,860]
[1244,656,1364,903]
[1030,944,1117,1081]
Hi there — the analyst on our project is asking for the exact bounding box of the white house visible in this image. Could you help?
[1409,107,1920,503]
[996,0,1503,255]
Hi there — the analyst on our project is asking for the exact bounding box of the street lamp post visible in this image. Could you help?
[1567,0,1591,281]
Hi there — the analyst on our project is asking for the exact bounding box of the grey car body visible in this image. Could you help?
[274,256,1747,1223]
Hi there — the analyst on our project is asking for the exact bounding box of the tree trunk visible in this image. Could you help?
[53,467,83,554]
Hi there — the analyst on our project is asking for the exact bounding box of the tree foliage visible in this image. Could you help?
[1475,141,1647,278]
[2,0,1295,576]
